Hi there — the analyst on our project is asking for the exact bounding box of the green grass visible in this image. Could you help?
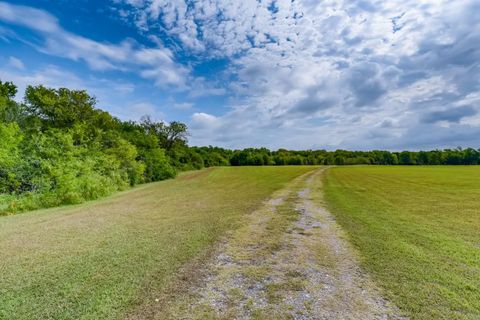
[0,166,315,320]
[323,166,480,319]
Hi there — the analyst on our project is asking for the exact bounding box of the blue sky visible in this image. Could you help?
[1,0,479,150]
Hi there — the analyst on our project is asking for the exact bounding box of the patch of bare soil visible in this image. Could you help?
[148,168,407,319]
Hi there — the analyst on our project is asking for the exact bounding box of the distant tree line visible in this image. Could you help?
[225,148,480,166]
[2,80,480,214]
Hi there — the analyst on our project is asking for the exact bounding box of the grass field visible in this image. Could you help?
[0,166,315,320]
[323,166,480,319]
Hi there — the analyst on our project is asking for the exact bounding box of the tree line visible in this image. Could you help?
[1,80,480,214]
[226,148,480,166]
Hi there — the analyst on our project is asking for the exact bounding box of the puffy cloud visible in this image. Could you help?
[191,112,219,129]
[196,0,476,148]
[164,0,478,149]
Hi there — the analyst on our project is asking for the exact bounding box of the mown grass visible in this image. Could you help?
[323,166,480,319]
[0,166,315,320]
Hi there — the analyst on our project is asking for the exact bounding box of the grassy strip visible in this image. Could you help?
[323,166,480,319]
[0,166,315,319]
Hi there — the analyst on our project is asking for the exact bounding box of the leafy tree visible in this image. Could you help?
[399,151,417,165]
[0,123,23,193]
[0,81,21,124]
[25,86,97,128]
[141,116,189,151]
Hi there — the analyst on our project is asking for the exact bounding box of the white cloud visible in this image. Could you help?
[191,112,219,129]
[7,56,24,70]
[0,2,59,33]
[187,77,226,98]
[0,1,188,88]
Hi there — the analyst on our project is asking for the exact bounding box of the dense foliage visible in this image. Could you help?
[2,79,480,214]
[0,81,178,214]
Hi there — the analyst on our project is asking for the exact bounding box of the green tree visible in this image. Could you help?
[141,116,189,151]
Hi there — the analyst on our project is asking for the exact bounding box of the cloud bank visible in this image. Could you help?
[113,0,480,149]
[1,0,480,150]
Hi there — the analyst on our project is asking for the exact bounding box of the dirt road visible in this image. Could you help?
[145,168,406,319]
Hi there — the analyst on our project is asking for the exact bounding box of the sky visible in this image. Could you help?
[0,0,479,150]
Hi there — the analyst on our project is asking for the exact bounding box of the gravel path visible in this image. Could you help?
[167,168,407,319]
